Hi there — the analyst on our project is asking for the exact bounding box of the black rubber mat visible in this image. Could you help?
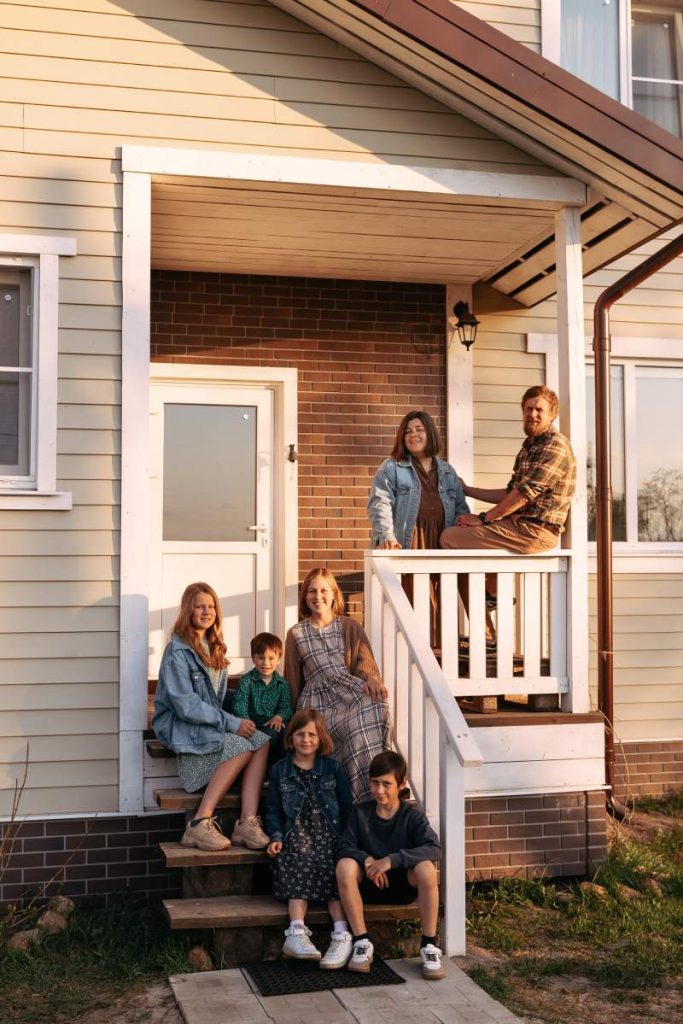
[242,955,406,996]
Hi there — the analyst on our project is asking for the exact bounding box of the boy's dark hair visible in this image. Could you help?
[369,750,407,783]
[250,631,283,657]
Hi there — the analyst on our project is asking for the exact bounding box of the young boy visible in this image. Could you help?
[233,633,293,763]
[331,751,444,980]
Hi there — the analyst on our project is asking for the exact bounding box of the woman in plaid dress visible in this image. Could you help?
[284,568,391,801]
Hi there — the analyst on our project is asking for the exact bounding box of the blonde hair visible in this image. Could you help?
[284,708,334,756]
[297,567,345,620]
[172,582,228,670]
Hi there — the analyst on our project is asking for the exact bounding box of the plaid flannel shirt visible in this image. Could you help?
[232,668,293,726]
[507,428,576,529]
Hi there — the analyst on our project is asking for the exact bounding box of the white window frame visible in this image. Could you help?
[0,235,76,510]
[528,334,683,567]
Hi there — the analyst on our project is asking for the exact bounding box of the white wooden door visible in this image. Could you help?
[149,379,273,676]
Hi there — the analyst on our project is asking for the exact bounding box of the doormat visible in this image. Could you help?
[242,956,406,996]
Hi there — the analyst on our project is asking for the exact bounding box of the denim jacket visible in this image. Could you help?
[264,754,353,844]
[152,634,242,755]
[367,457,469,548]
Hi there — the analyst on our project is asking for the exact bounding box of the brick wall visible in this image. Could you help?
[0,814,183,907]
[465,791,607,881]
[151,270,446,614]
[614,740,683,801]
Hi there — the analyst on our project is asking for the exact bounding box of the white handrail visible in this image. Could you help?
[365,552,482,956]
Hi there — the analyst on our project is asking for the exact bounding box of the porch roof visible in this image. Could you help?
[264,0,683,304]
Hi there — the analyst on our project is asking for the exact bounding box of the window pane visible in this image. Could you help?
[0,372,31,474]
[561,0,620,99]
[162,403,257,542]
[0,285,20,366]
[636,367,683,542]
[586,365,626,541]
[632,8,683,136]
[633,80,683,136]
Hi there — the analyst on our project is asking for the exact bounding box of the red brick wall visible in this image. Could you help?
[465,791,607,881]
[614,740,683,801]
[151,271,447,614]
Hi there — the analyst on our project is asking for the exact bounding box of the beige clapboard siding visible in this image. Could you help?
[0,760,118,789]
[0,506,119,530]
[1,658,119,685]
[0,632,119,659]
[0,531,117,557]
[0,683,118,709]
[0,733,117,763]
[0,786,117,816]
[0,581,118,607]
[454,0,541,49]
[0,557,120,582]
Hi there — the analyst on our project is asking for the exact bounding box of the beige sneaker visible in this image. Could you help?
[181,816,231,852]
[231,815,269,849]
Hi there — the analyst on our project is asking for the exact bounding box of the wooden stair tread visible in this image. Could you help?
[160,842,268,867]
[147,739,174,759]
[163,894,419,930]
[154,788,240,810]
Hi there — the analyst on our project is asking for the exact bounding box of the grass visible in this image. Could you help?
[466,806,683,1016]
[0,895,197,1024]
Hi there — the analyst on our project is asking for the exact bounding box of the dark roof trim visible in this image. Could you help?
[350,0,683,194]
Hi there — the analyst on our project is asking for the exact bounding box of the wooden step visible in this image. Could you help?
[163,894,419,930]
[147,739,174,759]
[154,788,241,811]
[160,842,268,868]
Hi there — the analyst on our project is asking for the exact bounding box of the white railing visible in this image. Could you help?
[364,552,483,956]
[367,548,578,710]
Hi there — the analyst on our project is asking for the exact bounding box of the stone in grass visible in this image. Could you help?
[579,882,609,900]
[641,877,663,898]
[555,891,575,906]
[7,928,43,953]
[616,883,642,902]
[49,895,76,918]
[37,910,68,935]
[188,946,213,972]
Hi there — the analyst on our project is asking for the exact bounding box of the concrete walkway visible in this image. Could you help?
[169,957,526,1024]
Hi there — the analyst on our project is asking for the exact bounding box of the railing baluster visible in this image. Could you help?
[395,630,409,756]
[551,567,569,710]
[468,572,487,680]
[424,694,439,831]
[496,572,515,681]
[409,659,424,804]
[523,572,542,677]
[412,572,431,644]
[440,571,460,685]
[440,738,466,956]
[382,598,397,715]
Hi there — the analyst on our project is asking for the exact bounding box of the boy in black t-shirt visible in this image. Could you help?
[326,751,444,980]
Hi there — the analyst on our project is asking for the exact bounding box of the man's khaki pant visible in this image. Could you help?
[440,514,560,553]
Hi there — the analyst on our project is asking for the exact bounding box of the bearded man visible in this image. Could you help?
[440,386,576,554]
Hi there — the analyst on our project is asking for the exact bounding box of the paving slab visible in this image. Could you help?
[169,958,527,1024]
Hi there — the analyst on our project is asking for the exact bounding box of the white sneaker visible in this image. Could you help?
[320,930,353,970]
[420,943,445,980]
[282,924,321,961]
[347,937,374,973]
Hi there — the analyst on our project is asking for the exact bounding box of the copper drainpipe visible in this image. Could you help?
[593,230,683,812]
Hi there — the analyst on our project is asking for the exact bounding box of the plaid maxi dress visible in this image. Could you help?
[286,617,390,801]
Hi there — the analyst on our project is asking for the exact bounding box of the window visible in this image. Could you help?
[632,4,683,136]
[1,264,35,480]
[549,1,683,138]
[586,362,683,544]
[0,236,76,510]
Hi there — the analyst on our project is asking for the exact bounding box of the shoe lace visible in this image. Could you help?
[247,814,264,828]
[206,816,225,834]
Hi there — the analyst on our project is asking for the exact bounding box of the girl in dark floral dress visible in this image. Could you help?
[265,709,355,969]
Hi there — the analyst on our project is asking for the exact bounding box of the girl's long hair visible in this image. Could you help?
[389,410,441,462]
[297,567,345,620]
[172,582,228,670]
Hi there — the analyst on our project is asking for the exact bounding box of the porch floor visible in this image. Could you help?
[169,955,524,1024]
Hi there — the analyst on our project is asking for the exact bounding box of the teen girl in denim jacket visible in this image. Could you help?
[153,582,270,853]
[367,410,468,550]
[265,709,354,968]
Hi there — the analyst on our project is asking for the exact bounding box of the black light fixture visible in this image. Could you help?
[453,300,480,351]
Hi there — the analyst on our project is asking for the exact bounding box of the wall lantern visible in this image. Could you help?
[453,301,480,351]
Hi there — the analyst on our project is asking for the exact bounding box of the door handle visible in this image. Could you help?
[247,524,268,533]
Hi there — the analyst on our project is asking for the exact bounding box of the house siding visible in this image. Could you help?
[0,0,550,819]
[454,0,541,50]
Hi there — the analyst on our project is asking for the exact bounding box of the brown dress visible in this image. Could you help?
[402,459,443,649]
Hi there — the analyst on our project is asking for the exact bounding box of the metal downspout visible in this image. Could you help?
[593,231,683,813]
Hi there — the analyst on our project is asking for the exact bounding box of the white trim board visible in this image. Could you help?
[121,145,586,206]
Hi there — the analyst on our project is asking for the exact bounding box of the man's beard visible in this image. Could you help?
[524,421,547,438]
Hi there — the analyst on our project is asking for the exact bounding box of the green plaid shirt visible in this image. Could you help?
[508,428,576,529]
[233,668,293,726]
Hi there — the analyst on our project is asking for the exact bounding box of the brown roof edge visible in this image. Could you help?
[350,0,683,193]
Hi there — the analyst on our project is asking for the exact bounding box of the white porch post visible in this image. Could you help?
[555,207,590,713]
[119,170,152,812]
[446,284,474,482]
